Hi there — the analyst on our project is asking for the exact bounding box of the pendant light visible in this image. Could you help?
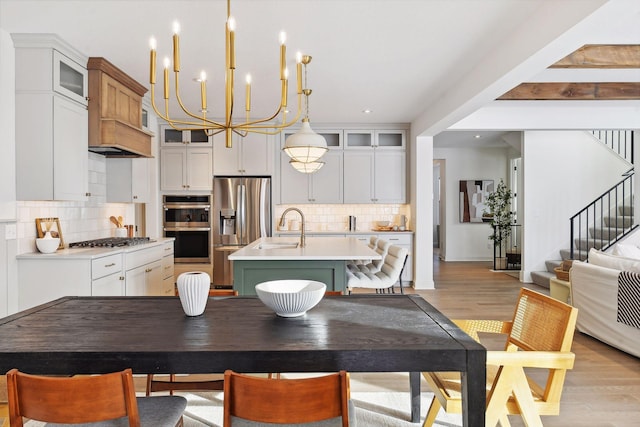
[283,55,327,167]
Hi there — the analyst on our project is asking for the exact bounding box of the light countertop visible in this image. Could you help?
[228,236,380,261]
[16,237,174,260]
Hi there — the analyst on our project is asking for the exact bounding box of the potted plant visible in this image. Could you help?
[484,180,515,268]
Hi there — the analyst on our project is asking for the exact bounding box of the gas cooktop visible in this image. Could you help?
[69,237,153,248]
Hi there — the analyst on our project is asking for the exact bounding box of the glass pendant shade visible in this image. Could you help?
[289,159,325,174]
[283,120,328,163]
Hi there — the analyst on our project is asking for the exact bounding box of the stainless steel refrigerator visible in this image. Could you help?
[212,176,272,287]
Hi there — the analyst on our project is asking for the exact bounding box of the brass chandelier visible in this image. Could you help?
[147,0,313,149]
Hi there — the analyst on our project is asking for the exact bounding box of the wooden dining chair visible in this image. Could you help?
[7,368,186,427]
[422,288,578,427]
[148,289,238,395]
[223,370,353,426]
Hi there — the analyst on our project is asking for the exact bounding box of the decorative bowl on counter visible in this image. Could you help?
[255,280,326,317]
[36,234,61,254]
[375,220,390,227]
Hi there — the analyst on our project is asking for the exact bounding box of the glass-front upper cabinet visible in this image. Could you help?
[161,125,212,146]
[344,129,405,149]
[53,50,87,106]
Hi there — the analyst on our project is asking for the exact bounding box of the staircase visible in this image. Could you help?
[531,204,633,289]
[531,130,635,289]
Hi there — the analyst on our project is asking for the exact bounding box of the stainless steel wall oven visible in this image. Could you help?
[163,195,211,263]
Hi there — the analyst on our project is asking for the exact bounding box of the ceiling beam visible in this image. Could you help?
[550,45,640,68]
[497,83,640,100]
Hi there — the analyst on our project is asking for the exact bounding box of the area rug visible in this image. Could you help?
[180,390,463,427]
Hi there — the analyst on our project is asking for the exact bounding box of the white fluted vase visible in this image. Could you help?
[177,272,210,316]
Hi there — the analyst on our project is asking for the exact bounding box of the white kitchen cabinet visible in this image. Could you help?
[125,260,163,296]
[16,241,175,311]
[161,147,212,191]
[106,158,151,203]
[162,240,175,295]
[91,253,125,296]
[124,243,166,296]
[16,92,89,201]
[14,34,90,202]
[17,252,123,311]
[160,126,211,147]
[344,130,405,149]
[343,150,406,203]
[213,132,274,176]
[280,150,343,204]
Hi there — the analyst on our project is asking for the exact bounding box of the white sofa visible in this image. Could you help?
[570,248,640,358]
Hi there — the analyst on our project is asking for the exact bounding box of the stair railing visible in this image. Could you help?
[591,130,634,164]
[570,170,636,261]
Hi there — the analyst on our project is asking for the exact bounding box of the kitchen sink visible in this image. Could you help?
[254,242,300,250]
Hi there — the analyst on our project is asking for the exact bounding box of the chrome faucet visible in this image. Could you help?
[279,207,306,247]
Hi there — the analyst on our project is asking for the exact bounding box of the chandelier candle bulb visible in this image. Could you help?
[228,18,236,69]
[279,31,286,80]
[200,71,207,111]
[172,21,180,72]
[163,57,170,99]
[149,38,156,84]
[282,69,288,107]
[245,74,251,111]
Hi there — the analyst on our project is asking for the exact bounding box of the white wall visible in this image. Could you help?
[521,130,631,281]
[434,146,510,261]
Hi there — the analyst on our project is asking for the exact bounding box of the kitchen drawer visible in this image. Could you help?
[91,254,123,280]
[162,255,174,280]
[353,234,378,244]
[379,234,413,245]
[162,241,174,256]
[125,245,163,271]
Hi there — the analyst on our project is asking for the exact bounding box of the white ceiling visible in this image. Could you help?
[1,0,639,143]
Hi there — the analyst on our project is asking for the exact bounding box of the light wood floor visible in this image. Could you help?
[2,259,639,426]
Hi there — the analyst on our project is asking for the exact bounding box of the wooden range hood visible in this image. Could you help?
[87,57,153,157]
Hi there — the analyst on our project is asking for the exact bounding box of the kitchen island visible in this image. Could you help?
[228,236,380,295]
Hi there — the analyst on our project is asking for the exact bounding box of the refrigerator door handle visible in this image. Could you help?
[237,184,246,243]
[259,179,267,237]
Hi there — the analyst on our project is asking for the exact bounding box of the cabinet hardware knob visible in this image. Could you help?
[85,192,91,197]
[133,196,138,199]
[145,268,152,273]
[119,276,125,280]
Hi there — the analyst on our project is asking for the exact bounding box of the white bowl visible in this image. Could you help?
[376,220,390,227]
[255,280,326,317]
[36,237,61,253]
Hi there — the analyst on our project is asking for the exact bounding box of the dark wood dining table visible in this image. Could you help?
[0,294,485,426]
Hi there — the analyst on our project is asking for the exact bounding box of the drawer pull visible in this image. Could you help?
[104,263,116,267]
[164,247,172,251]
[145,268,152,273]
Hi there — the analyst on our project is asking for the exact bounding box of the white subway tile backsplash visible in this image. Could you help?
[275,204,410,232]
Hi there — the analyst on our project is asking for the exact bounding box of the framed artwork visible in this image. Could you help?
[459,180,494,223]
[35,217,65,249]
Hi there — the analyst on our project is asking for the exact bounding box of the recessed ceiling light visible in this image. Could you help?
[474,134,482,139]
[362,109,372,114]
